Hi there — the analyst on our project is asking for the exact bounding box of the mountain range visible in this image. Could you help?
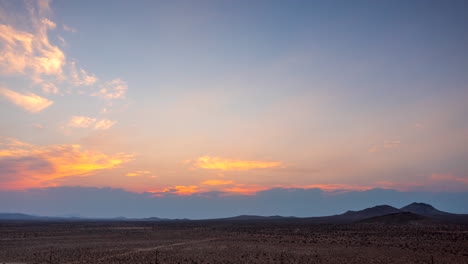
[1,202,467,224]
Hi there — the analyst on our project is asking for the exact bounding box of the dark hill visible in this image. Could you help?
[358,212,430,225]
[340,205,402,220]
[0,213,45,220]
[216,215,294,221]
[400,202,450,216]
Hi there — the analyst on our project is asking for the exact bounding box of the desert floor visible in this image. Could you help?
[0,220,467,263]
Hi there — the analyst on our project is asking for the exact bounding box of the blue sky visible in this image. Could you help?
[0,0,467,216]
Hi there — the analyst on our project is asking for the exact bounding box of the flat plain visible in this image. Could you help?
[1,220,467,264]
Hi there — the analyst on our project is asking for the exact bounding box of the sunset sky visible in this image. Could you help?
[0,0,467,217]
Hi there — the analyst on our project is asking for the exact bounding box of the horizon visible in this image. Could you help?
[0,197,458,220]
[1,186,467,219]
[1,0,467,218]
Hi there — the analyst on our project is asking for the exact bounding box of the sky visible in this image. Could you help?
[0,0,467,217]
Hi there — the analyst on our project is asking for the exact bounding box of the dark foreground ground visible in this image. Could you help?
[1,220,467,264]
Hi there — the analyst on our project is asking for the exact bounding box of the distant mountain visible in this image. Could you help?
[400,202,450,216]
[358,212,430,225]
[340,205,402,220]
[399,202,468,224]
[1,202,467,224]
[0,213,45,220]
[214,215,295,221]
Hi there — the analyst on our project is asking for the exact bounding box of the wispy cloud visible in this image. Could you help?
[70,61,97,86]
[91,79,128,100]
[431,174,468,184]
[33,123,44,129]
[0,0,127,102]
[68,116,116,130]
[0,86,53,112]
[69,116,97,128]
[94,119,117,130]
[0,137,133,189]
[0,2,66,93]
[193,156,281,171]
[374,173,468,192]
[62,24,76,33]
[368,140,401,152]
[126,170,151,177]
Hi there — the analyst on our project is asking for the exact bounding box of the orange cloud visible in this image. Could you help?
[0,87,53,112]
[201,180,234,186]
[69,116,97,128]
[431,174,468,183]
[150,185,207,196]
[0,1,127,100]
[94,119,117,130]
[70,61,97,86]
[374,174,468,192]
[291,184,373,192]
[193,156,281,171]
[126,171,151,177]
[69,116,116,130]
[0,21,65,82]
[0,137,133,190]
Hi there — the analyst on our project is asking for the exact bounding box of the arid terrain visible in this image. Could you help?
[1,219,467,264]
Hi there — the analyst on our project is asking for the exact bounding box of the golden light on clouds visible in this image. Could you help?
[69,116,116,130]
[0,87,53,112]
[150,185,207,196]
[193,156,281,171]
[201,180,234,186]
[126,171,151,177]
[94,119,117,130]
[0,0,127,99]
[70,61,97,86]
[0,137,133,189]
[69,116,97,128]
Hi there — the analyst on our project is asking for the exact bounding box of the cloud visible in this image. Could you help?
[368,140,400,152]
[0,1,65,93]
[69,116,97,128]
[91,79,128,99]
[62,24,76,33]
[150,185,207,196]
[126,171,151,177]
[0,1,126,100]
[0,137,133,189]
[33,123,44,129]
[0,86,53,112]
[0,18,65,83]
[94,119,117,130]
[68,116,116,130]
[201,180,234,186]
[70,61,97,86]
[193,156,281,171]
[374,174,468,192]
[431,174,468,184]
[41,18,56,29]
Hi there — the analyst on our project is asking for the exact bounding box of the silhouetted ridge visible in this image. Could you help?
[341,205,402,220]
[400,202,450,216]
[358,212,430,224]
[216,215,294,221]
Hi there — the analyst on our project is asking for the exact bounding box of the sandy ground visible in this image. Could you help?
[0,220,467,263]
